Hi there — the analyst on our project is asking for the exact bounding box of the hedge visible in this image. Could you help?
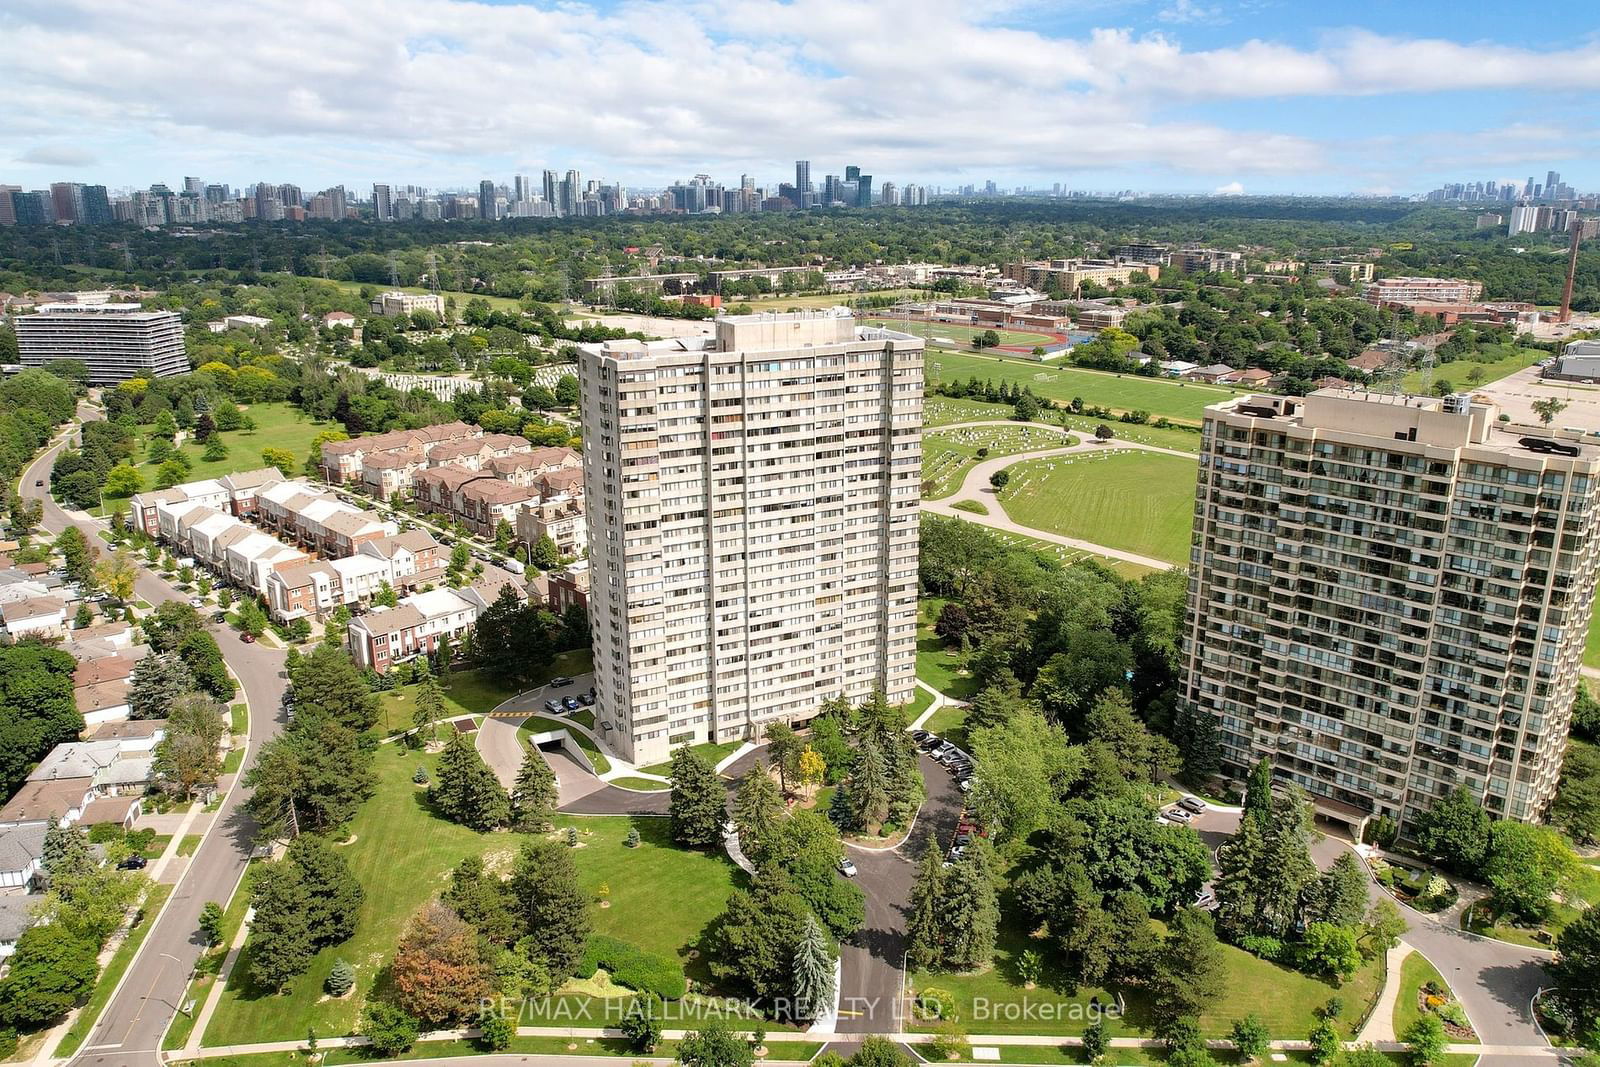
[578,935,687,1000]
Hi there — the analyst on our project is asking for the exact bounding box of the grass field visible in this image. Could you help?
[922,425,1074,499]
[1402,344,1545,394]
[866,319,1060,350]
[1586,601,1600,670]
[926,351,1242,424]
[922,702,971,752]
[968,524,1164,580]
[924,397,1018,426]
[744,289,925,312]
[375,654,592,737]
[202,747,742,1046]
[637,739,745,778]
[916,599,980,702]
[326,279,525,315]
[998,451,1197,565]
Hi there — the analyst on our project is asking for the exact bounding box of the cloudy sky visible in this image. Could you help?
[3,0,1598,197]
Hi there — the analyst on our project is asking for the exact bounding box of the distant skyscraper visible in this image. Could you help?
[184,176,205,196]
[50,182,84,224]
[513,175,531,203]
[795,160,811,195]
[81,185,113,226]
[856,174,873,207]
[844,165,860,182]
[0,186,19,227]
[561,170,581,216]
[479,179,497,219]
[372,184,393,221]
[542,169,558,207]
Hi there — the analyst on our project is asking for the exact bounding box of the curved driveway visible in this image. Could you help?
[1190,808,1549,1063]
[25,407,291,1067]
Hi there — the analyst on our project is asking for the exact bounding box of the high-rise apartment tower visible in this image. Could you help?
[1181,389,1600,831]
[577,309,923,765]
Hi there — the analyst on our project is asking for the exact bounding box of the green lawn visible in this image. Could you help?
[164,867,259,1050]
[971,525,1163,579]
[376,654,592,737]
[1393,949,1477,1044]
[998,451,1197,565]
[639,739,746,778]
[55,883,176,1057]
[1586,601,1600,670]
[745,289,925,312]
[922,425,1075,500]
[607,776,671,791]
[115,402,338,495]
[922,702,971,752]
[916,600,981,703]
[866,319,1060,350]
[923,397,1019,427]
[1402,344,1545,394]
[925,351,1243,424]
[202,748,742,1046]
[906,686,936,722]
[1052,413,1202,453]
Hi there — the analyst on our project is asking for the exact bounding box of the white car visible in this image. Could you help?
[837,858,858,877]
[1162,807,1193,823]
[188,597,206,608]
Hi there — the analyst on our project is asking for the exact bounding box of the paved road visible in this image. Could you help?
[1189,807,1550,1062]
[23,410,291,1067]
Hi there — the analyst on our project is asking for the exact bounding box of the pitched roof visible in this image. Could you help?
[0,822,47,875]
[219,467,286,492]
[0,777,93,823]
[0,895,39,943]
[0,596,65,625]
[87,718,167,741]
[74,654,138,687]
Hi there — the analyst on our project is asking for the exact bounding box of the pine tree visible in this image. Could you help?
[732,761,783,860]
[434,633,452,687]
[511,745,559,831]
[41,822,93,883]
[669,746,727,848]
[1243,756,1274,828]
[792,913,836,1020]
[849,739,892,833]
[412,679,444,747]
[508,839,591,977]
[906,833,948,969]
[434,732,510,830]
[942,843,999,970]
[326,958,356,997]
[248,862,316,992]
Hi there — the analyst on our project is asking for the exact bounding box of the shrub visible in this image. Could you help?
[1414,876,1458,912]
[928,1020,969,1061]
[412,765,429,785]
[0,1029,16,1060]
[914,986,956,1020]
[578,935,688,1000]
[626,827,640,848]
[326,958,356,997]
[1238,934,1285,961]
[1436,1001,1471,1030]
[478,1006,513,1051]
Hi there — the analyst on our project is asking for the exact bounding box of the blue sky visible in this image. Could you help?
[2,0,1598,197]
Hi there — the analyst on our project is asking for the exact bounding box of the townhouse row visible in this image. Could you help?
[346,564,527,672]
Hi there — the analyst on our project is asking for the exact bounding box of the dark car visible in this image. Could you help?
[563,696,580,711]
[550,676,574,688]
[117,855,148,870]
[212,611,228,624]
[34,479,44,487]
[911,730,930,743]
[918,735,942,751]
[577,692,595,706]
[240,632,256,643]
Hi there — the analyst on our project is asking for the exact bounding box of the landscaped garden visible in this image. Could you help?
[996,450,1198,565]
[1392,950,1477,1045]
[198,746,745,1047]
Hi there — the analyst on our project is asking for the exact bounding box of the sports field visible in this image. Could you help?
[922,424,1074,499]
[998,450,1198,565]
[866,318,1059,350]
[926,350,1241,424]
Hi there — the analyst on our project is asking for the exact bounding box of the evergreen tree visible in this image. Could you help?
[411,678,444,747]
[248,862,315,992]
[288,834,364,945]
[733,761,784,859]
[433,732,510,830]
[669,746,727,848]
[1173,703,1222,785]
[905,834,947,969]
[1313,853,1370,929]
[508,839,591,977]
[792,914,837,1021]
[288,642,380,732]
[326,958,356,997]
[434,632,452,687]
[41,823,93,883]
[849,739,892,833]
[1149,909,1227,1029]
[1243,757,1274,828]
[942,842,999,970]
[128,653,195,720]
[510,745,559,832]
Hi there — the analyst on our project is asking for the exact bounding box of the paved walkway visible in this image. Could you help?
[1356,942,1414,1044]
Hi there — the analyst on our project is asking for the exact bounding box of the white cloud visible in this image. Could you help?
[0,0,1594,188]
[1157,0,1224,25]
[17,145,97,167]
[1214,181,1245,195]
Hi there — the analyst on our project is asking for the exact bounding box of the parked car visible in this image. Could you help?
[1178,796,1206,814]
[837,858,858,877]
[240,632,256,643]
[912,730,930,744]
[1194,889,1218,910]
[550,676,574,688]
[563,696,580,711]
[188,597,206,608]
[1163,807,1193,823]
[544,699,562,714]
[212,611,228,623]
[34,479,43,487]
[958,778,973,794]
[577,692,595,706]
[918,734,942,751]
[946,845,966,862]
[117,855,148,870]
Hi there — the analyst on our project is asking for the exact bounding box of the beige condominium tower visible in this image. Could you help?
[577,309,923,766]
[1181,388,1600,833]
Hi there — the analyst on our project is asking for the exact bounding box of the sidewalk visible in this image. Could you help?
[1355,942,1412,1043]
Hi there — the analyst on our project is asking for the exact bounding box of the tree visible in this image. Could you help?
[989,469,1010,490]
[799,746,827,789]
[1555,740,1600,845]
[1413,786,1490,873]
[1313,853,1370,929]
[392,901,495,1026]
[433,732,511,830]
[261,446,296,472]
[507,839,590,978]
[55,527,94,588]
[1148,909,1227,1028]
[763,721,803,794]
[1081,1017,1108,1064]
[41,822,94,883]
[234,596,267,638]
[155,457,190,489]
[1243,756,1273,827]
[287,834,363,945]
[411,678,444,747]
[247,860,315,992]
[178,631,235,700]
[203,437,229,463]
[511,745,559,831]
[1402,1014,1446,1067]
[676,1019,755,1067]
[1094,423,1114,441]
[362,1001,420,1057]
[0,925,99,1028]
[375,579,399,608]
[621,995,664,1052]
[941,841,1000,971]
[1554,905,1600,1034]
[531,533,562,570]
[1532,397,1568,427]
[473,586,554,686]
[0,644,82,800]
[1307,1017,1340,1065]
[92,548,138,602]
[288,642,380,732]
[850,1036,912,1067]
[244,717,374,839]
[199,901,225,947]
[848,738,892,833]
[1298,922,1362,983]
[669,745,727,848]
[1362,898,1408,957]
[967,703,1079,844]
[128,652,194,720]
[103,462,143,498]
[1485,820,1575,923]
[792,914,837,1021]
[153,691,227,799]
[433,631,452,687]
[478,1004,513,1050]
[906,834,946,969]
[733,761,784,858]
[1230,1014,1269,1063]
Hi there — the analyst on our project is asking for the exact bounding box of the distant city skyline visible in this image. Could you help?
[3,0,1600,196]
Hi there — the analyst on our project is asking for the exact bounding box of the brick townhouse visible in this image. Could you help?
[320,421,480,483]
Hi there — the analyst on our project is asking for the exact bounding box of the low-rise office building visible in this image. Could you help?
[15,302,188,384]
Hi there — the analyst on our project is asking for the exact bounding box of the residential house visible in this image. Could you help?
[0,778,95,827]
[0,823,47,893]
[456,479,536,537]
[347,587,480,671]
[516,495,587,557]
[1184,364,1236,385]
[425,433,532,472]
[359,449,428,501]
[358,530,445,591]
[218,467,286,517]
[129,479,229,536]
[0,596,67,640]
[487,445,582,489]
[412,464,494,517]
[1221,367,1274,387]
[319,422,480,483]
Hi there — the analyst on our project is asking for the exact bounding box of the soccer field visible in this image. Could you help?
[998,450,1199,564]
[926,350,1242,423]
